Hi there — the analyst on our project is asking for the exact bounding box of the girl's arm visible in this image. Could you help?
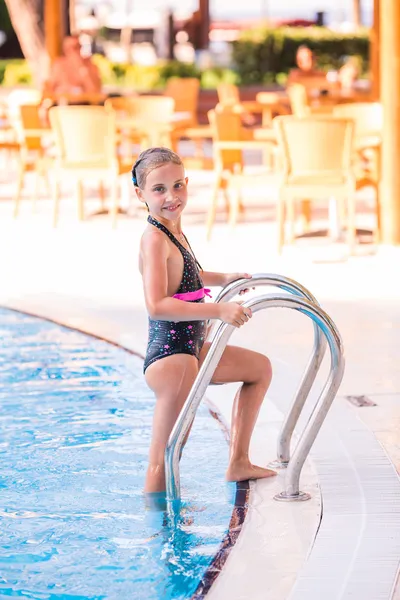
[142,232,222,322]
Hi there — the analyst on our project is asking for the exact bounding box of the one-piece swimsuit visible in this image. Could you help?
[143,215,210,374]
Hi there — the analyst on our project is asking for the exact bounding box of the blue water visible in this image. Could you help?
[0,308,236,599]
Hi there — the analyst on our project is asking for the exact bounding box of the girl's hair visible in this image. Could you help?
[131,147,183,189]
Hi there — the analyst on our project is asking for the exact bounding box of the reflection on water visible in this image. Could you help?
[0,309,234,599]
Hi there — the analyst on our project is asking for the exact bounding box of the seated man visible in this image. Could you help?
[45,35,102,97]
[287,45,327,88]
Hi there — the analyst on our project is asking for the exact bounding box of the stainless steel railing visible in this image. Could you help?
[213,274,327,467]
[165,292,344,507]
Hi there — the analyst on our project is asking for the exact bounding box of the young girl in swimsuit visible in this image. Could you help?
[134,147,276,493]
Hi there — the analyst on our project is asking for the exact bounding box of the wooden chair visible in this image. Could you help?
[104,95,143,159]
[333,103,382,241]
[165,77,200,128]
[273,116,356,254]
[287,83,335,117]
[116,95,175,148]
[217,83,262,116]
[12,103,52,218]
[206,104,276,239]
[166,77,213,166]
[0,90,43,175]
[49,105,132,227]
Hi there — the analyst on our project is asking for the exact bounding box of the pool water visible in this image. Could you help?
[0,308,237,599]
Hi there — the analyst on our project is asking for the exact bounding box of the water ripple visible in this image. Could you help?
[0,309,232,599]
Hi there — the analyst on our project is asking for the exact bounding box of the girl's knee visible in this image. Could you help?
[254,353,272,384]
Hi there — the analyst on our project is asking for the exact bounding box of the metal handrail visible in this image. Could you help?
[165,293,344,506]
[212,273,327,467]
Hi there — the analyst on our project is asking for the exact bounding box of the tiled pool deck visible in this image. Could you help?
[0,163,399,598]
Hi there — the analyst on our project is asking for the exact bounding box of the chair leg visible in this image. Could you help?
[111,179,119,229]
[98,181,106,211]
[221,178,230,213]
[299,199,311,233]
[277,192,286,254]
[206,171,223,241]
[347,192,357,254]
[228,176,241,228]
[76,180,84,221]
[52,179,60,227]
[33,170,40,213]
[194,139,203,158]
[43,170,52,199]
[13,160,25,218]
[374,182,381,244]
[287,197,296,243]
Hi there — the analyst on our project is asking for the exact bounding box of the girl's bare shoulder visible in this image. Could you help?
[140,225,169,255]
[139,226,170,276]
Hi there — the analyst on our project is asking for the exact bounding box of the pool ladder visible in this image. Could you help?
[165,273,345,507]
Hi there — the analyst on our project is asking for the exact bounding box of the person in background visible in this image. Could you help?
[287,45,327,86]
[338,56,360,91]
[44,35,102,96]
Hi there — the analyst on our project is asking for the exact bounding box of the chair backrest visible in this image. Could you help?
[217,83,240,106]
[104,95,138,117]
[273,116,354,177]
[164,77,199,124]
[208,104,244,170]
[18,104,45,150]
[7,89,42,109]
[122,95,175,127]
[332,102,383,138]
[6,90,43,134]
[49,106,116,168]
[287,84,310,117]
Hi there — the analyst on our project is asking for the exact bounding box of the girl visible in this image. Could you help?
[134,147,276,493]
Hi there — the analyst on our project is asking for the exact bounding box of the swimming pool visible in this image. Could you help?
[0,308,245,599]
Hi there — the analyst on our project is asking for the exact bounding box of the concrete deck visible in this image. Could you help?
[0,163,399,598]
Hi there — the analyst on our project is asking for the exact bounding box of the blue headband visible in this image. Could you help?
[131,158,143,187]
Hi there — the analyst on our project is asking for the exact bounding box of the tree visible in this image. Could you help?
[353,0,362,27]
[3,0,48,85]
[3,0,71,86]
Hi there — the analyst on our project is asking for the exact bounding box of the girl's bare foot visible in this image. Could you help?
[225,459,277,482]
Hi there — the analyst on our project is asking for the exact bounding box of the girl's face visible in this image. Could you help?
[136,162,188,223]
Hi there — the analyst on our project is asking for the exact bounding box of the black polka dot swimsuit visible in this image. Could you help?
[143,215,210,374]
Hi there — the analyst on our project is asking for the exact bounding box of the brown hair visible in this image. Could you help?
[131,147,183,189]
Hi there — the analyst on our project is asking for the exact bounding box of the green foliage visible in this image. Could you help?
[91,54,119,85]
[0,57,244,91]
[200,67,239,89]
[0,0,13,33]
[122,64,163,91]
[157,60,201,85]
[232,27,370,85]
[1,60,32,85]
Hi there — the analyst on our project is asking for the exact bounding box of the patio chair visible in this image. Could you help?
[273,116,356,254]
[206,104,276,239]
[49,105,131,228]
[0,90,42,172]
[217,83,263,117]
[104,95,143,158]
[165,78,213,166]
[12,103,52,218]
[288,83,335,117]
[333,103,382,241]
[116,95,175,148]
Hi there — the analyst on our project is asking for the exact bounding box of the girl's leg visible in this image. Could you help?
[199,343,276,482]
[144,354,198,493]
